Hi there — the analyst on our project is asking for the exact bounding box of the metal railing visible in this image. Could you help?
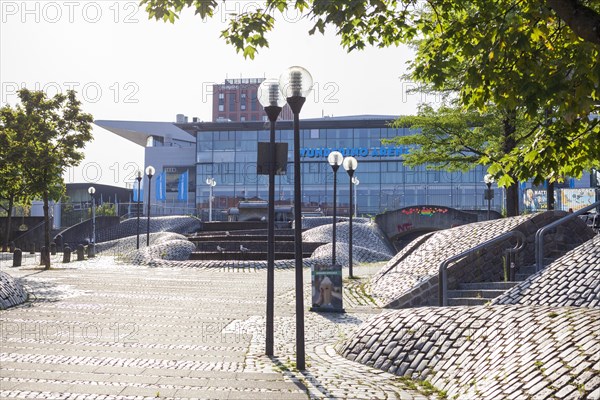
[534,200,600,272]
[439,230,526,306]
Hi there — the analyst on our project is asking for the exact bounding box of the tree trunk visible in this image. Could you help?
[502,111,520,217]
[2,196,14,252]
[506,183,520,217]
[547,181,555,210]
[545,0,600,46]
[42,190,51,269]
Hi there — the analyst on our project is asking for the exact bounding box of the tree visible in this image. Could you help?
[141,0,599,193]
[387,104,543,215]
[0,110,32,251]
[1,89,93,268]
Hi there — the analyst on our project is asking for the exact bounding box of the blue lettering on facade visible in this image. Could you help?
[299,146,409,158]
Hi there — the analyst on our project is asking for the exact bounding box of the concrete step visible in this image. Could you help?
[458,281,519,291]
[447,297,489,306]
[447,289,506,299]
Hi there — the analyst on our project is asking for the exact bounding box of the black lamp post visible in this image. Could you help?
[88,186,96,244]
[135,170,142,249]
[258,78,284,357]
[145,166,155,246]
[280,65,313,371]
[352,176,360,217]
[327,151,343,266]
[206,177,217,221]
[484,173,494,220]
[343,156,358,278]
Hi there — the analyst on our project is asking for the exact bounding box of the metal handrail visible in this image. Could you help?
[535,200,600,272]
[439,230,526,306]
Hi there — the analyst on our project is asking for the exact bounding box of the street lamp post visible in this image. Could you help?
[280,66,313,371]
[343,157,358,278]
[484,173,495,220]
[258,78,284,357]
[88,187,96,244]
[135,170,143,249]
[145,166,155,246]
[327,151,343,265]
[206,177,217,222]
[352,176,360,217]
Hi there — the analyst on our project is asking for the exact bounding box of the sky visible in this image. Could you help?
[0,1,426,188]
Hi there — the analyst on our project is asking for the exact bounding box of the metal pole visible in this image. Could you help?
[264,105,281,357]
[354,179,358,217]
[209,183,213,222]
[287,96,306,371]
[487,183,491,220]
[348,173,354,278]
[147,176,152,247]
[332,168,338,265]
[136,178,141,249]
[91,195,96,244]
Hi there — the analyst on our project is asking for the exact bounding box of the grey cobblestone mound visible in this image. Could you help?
[303,221,394,267]
[493,235,600,307]
[95,216,202,243]
[340,305,600,399]
[294,216,371,230]
[310,242,392,266]
[118,234,196,265]
[369,213,594,308]
[0,271,27,310]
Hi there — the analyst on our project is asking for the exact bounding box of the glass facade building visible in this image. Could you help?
[185,116,497,217]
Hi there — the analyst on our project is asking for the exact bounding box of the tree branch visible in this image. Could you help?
[545,0,600,45]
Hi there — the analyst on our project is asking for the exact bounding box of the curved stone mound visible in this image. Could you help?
[96,232,187,255]
[303,221,393,259]
[292,216,371,230]
[120,240,196,265]
[493,235,600,308]
[0,271,27,310]
[96,216,202,243]
[340,305,600,399]
[370,212,595,308]
[310,242,392,266]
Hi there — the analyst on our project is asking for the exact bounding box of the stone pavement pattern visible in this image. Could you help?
[369,212,595,308]
[0,270,27,310]
[340,305,600,399]
[0,256,436,399]
[493,235,600,308]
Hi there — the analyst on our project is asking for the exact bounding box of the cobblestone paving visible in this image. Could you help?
[0,256,435,399]
[493,235,600,307]
[340,305,600,399]
[369,213,594,308]
[0,270,27,310]
[303,222,394,268]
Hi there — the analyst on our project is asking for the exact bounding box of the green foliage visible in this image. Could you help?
[1,88,93,266]
[89,203,117,217]
[140,0,600,189]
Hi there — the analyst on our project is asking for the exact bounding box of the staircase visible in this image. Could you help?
[447,265,537,306]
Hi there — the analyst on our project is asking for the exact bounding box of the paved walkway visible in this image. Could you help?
[0,255,435,399]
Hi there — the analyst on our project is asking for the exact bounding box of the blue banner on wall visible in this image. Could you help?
[155,172,166,201]
[177,171,189,201]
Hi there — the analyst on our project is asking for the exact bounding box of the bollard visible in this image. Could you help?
[63,246,71,263]
[40,246,49,266]
[88,243,96,258]
[77,244,85,261]
[55,235,63,252]
[50,242,57,255]
[30,243,35,255]
[13,248,22,267]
